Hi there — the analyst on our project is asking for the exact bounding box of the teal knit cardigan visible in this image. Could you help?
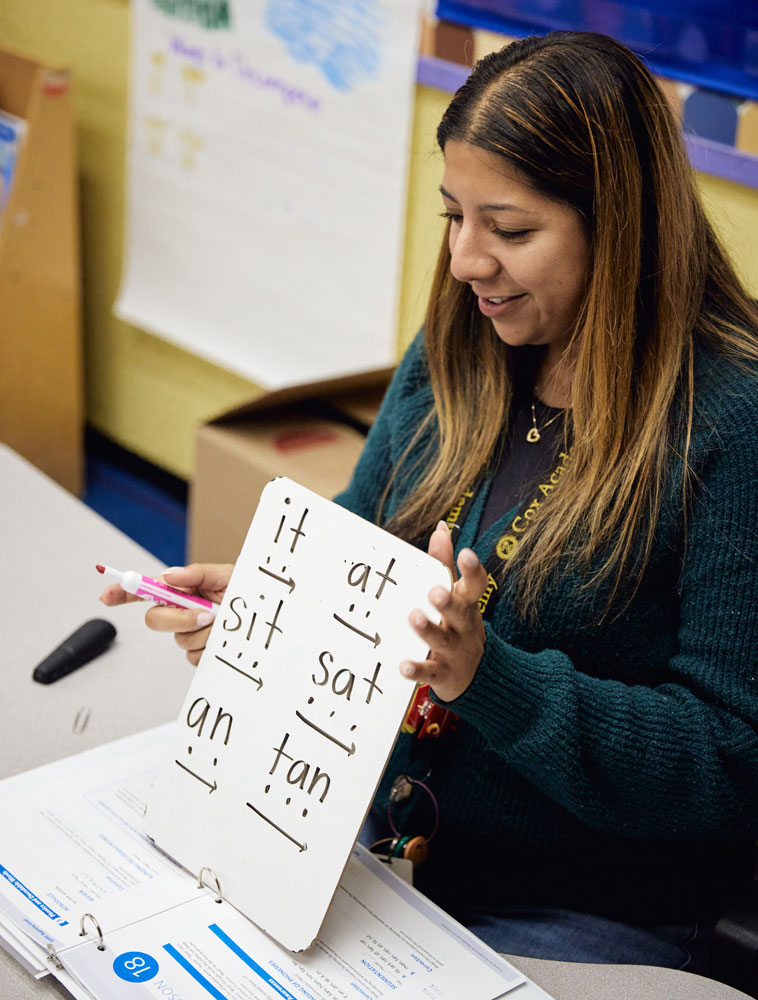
[335,332,758,924]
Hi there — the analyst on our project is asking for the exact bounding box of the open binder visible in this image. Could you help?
[0,727,527,1000]
[0,482,536,999]
[45,866,223,967]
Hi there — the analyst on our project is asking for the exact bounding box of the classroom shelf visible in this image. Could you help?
[0,45,84,495]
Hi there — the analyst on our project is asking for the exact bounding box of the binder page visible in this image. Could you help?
[0,727,197,962]
[0,909,49,978]
[146,478,452,952]
[57,844,527,1000]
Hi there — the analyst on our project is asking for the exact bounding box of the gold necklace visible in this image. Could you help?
[527,401,565,443]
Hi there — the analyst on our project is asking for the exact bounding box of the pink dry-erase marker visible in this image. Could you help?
[96,565,220,612]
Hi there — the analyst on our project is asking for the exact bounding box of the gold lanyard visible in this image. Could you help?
[445,448,574,618]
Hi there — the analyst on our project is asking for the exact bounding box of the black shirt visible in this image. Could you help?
[478,400,567,538]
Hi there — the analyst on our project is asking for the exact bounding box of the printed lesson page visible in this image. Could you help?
[58,844,524,1000]
[0,727,197,960]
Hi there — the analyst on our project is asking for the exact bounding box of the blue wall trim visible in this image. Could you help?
[435,1,758,102]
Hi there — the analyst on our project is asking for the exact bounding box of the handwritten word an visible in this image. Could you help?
[186,696,232,744]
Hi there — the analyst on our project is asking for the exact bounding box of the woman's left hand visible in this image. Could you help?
[402,521,489,702]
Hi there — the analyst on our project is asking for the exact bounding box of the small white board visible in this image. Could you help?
[146,478,451,951]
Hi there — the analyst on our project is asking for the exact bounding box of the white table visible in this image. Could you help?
[0,444,751,1000]
[0,444,194,780]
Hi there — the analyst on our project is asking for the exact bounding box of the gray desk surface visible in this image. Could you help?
[0,444,194,780]
[0,444,751,1000]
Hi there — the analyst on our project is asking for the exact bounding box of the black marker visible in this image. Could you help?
[33,619,117,684]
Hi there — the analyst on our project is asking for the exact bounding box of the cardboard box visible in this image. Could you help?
[190,369,394,564]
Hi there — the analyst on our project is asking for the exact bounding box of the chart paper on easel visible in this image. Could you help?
[145,478,451,952]
[117,0,422,387]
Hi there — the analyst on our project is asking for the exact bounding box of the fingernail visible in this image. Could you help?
[197,611,215,627]
[163,567,181,578]
[402,663,415,677]
[437,520,449,532]
[430,587,449,608]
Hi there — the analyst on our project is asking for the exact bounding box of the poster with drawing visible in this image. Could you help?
[116,0,422,387]
[145,478,451,952]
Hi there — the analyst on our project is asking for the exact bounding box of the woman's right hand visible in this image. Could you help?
[100,563,233,666]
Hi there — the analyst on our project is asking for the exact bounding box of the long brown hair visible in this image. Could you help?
[384,31,758,615]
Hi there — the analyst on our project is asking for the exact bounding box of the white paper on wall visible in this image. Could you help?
[116,0,422,387]
[145,478,452,952]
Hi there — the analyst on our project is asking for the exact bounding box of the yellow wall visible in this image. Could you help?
[1,3,757,479]
[696,173,758,295]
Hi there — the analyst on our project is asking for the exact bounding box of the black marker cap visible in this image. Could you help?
[33,619,117,685]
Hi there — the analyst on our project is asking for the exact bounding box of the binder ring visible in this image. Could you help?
[46,946,63,970]
[197,866,223,903]
[79,912,105,951]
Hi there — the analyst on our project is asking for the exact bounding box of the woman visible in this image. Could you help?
[103,32,758,972]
